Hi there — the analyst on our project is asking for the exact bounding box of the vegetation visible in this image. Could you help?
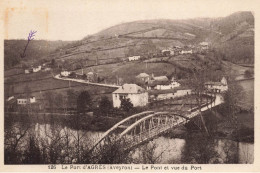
[77,91,92,115]
[99,96,113,116]
[120,97,134,113]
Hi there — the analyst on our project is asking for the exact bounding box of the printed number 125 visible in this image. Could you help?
[48,165,56,169]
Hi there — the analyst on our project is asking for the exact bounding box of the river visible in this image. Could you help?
[35,122,254,164]
[5,121,253,164]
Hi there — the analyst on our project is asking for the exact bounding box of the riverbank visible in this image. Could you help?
[5,112,123,132]
[162,108,254,143]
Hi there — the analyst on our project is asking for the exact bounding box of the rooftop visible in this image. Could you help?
[205,81,226,86]
[153,76,168,82]
[113,84,146,94]
[136,73,150,78]
[199,42,209,46]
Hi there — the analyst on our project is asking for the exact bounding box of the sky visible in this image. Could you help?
[1,0,255,41]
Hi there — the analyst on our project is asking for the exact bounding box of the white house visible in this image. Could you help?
[17,96,36,105]
[61,71,71,77]
[155,81,181,90]
[136,73,150,83]
[112,84,148,108]
[204,77,228,93]
[174,89,192,97]
[199,42,209,50]
[44,67,51,71]
[128,56,140,61]
[180,50,193,54]
[162,49,174,56]
[154,89,191,100]
[33,65,42,72]
[25,69,30,74]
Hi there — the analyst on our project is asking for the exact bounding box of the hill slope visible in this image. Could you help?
[4,11,254,70]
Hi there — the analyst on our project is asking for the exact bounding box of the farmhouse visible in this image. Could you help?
[148,75,181,90]
[161,49,174,56]
[112,84,148,108]
[136,73,150,83]
[61,70,71,77]
[33,65,42,72]
[204,77,228,93]
[149,80,181,90]
[180,49,193,55]
[199,42,209,50]
[17,96,36,105]
[87,72,98,82]
[128,56,140,61]
[25,69,30,74]
[153,76,168,82]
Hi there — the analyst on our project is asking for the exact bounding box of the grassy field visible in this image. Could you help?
[75,61,179,84]
[5,72,116,97]
[4,68,24,77]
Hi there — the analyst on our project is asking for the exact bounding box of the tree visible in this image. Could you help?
[181,134,220,164]
[77,91,92,115]
[82,74,87,79]
[188,66,210,136]
[51,59,56,67]
[99,96,113,116]
[24,136,42,164]
[69,72,76,78]
[43,91,58,112]
[120,97,133,112]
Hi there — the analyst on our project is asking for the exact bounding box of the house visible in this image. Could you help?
[153,76,168,82]
[174,89,192,97]
[128,56,140,61]
[17,96,36,105]
[44,67,51,71]
[61,70,71,77]
[162,49,174,56]
[199,42,209,50]
[112,84,148,108]
[33,65,42,72]
[148,75,179,90]
[87,72,98,82]
[204,77,228,93]
[136,73,150,83]
[152,89,191,101]
[180,50,193,54]
[25,69,30,74]
[148,80,181,90]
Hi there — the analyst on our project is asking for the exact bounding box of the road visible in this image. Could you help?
[54,74,120,88]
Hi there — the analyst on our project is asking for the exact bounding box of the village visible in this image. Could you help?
[3,9,255,165]
[5,41,229,113]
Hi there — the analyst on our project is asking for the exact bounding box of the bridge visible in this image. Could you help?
[90,94,224,152]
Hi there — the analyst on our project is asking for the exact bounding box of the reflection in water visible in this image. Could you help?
[5,122,254,164]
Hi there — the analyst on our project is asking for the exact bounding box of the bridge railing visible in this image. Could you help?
[89,111,154,152]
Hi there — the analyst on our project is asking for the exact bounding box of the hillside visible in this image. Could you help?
[4,11,254,71]
[4,40,74,69]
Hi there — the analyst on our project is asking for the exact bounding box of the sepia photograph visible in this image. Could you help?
[1,0,257,170]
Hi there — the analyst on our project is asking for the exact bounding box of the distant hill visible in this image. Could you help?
[4,40,74,69]
[4,11,254,70]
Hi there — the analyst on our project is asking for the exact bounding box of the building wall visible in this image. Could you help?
[156,89,191,100]
[128,56,140,61]
[61,71,70,77]
[174,89,192,97]
[206,85,228,92]
[17,99,27,104]
[112,92,148,108]
[155,82,180,90]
